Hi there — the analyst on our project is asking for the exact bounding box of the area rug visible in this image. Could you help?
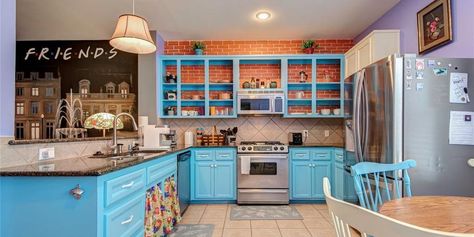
[169,224,214,237]
[230,205,303,220]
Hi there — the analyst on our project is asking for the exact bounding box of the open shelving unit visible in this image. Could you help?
[158,54,345,118]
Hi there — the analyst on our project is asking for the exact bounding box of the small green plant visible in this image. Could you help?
[191,41,206,50]
[301,40,317,49]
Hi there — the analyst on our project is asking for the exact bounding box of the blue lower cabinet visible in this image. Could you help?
[105,194,145,237]
[291,161,313,199]
[214,161,236,199]
[191,148,236,201]
[194,161,214,199]
[334,162,345,199]
[290,148,333,200]
[312,161,331,199]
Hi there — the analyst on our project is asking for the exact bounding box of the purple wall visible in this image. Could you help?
[355,0,474,57]
[0,0,16,137]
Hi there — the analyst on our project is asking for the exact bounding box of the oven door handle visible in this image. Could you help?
[238,189,288,194]
[238,155,288,160]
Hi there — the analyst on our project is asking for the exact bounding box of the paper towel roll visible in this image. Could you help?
[185,131,194,147]
[138,116,149,127]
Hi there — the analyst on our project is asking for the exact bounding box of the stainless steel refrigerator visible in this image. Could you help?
[345,54,474,197]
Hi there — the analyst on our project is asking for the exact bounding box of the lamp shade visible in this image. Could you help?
[84,113,124,130]
[110,14,156,54]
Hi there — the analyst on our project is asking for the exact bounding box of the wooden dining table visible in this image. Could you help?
[379,196,474,234]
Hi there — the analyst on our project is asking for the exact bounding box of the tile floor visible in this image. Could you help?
[179,204,338,237]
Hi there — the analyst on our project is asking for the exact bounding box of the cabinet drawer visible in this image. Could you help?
[147,157,176,185]
[335,153,344,162]
[105,194,145,237]
[195,150,213,161]
[291,150,310,160]
[313,151,331,161]
[215,149,234,161]
[105,169,145,207]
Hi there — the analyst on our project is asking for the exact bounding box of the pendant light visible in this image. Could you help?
[110,0,156,54]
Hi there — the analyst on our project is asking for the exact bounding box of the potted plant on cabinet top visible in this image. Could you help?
[302,40,318,54]
[192,41,206,55]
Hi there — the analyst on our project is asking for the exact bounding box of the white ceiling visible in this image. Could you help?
[16,0,400,41]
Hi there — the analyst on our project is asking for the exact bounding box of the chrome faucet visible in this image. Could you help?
[112,113,138,155]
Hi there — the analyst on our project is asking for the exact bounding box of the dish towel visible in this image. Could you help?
[240,156,251,175]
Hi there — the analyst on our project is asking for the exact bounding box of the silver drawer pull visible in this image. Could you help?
[297,154,306,157]
[121,215,134,225]
[219,154,229,157]
[199,154,209,157]
[70,185,84,200]
[121,181,135,189]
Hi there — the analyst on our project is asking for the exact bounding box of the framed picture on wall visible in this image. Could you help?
[417,0,452,54]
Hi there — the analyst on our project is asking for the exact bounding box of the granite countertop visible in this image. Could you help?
[0,145,236,177]
[289,143,345,148]
[0,143,344,177]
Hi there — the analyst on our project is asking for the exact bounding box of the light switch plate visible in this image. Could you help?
[324,130,330,137]
[39,147,55,161]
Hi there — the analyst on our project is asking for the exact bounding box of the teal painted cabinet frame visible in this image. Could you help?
[158,54,345,118]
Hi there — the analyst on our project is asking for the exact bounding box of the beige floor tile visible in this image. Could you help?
[179,218,200,224]
[294,205,323,218]
[276,220,306,229]
[207,204,229,210]
[224,220,251,229]
[307,228,337,237]
[312,204,328,210]
[302,218,333,229]
[203,209,227,219]
[212,228,224,237]
[223,228,252,237]
[186,204,207,211]
[250,220,278,229]
[200,218,226,229]
[280,228,311,237]
[182,209,205,219]
[251,228,282,237]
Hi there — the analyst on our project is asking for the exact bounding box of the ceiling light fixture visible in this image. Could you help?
[110,0,156,54]
[256,11,271,21]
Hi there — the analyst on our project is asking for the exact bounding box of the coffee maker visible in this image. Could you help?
[288,132,303,145]
[141,125,176,150]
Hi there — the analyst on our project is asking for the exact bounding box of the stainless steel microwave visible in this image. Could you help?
[237,90,285,115]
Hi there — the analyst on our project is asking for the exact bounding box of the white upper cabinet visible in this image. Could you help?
[345,30,400,77]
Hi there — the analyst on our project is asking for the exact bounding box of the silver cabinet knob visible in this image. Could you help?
[468,158,474,168]
[70,185,84,200]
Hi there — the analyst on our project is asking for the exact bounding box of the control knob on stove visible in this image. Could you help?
[241,147,246,151]
[248,146,253,151]
[273,146,278,151]
[280,146,285,151]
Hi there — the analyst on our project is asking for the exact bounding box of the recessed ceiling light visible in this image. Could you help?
[256,11,271,21]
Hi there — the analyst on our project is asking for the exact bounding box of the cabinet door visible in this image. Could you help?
[334,162,344,199]
[345,49,357,77]
[312,161,332,199]
[194,161,214,199]
[291,161,313,199]
[214,161,236,199]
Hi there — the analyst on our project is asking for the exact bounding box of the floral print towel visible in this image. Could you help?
[145,175,182,237]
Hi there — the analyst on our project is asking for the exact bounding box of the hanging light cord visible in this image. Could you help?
[132,0,135,15]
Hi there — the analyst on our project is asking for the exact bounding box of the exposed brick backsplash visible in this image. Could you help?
[288,64,312,83]
[239,64,281,88]
[317,64,340,82]
[210,65,233,82]
[164,40,353,55]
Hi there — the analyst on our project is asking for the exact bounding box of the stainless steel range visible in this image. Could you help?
[237,141,289,204]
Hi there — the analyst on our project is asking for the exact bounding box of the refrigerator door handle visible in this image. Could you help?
[354,69,365,162]
[362,75,369,160]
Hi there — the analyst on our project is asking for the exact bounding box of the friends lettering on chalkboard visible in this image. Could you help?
[24,46,118,61]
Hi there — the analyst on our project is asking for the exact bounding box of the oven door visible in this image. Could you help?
[237,154,288,189]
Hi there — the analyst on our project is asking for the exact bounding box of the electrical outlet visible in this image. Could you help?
[302,130,309,139]
[38,147,55,161]
[324,130,330,137]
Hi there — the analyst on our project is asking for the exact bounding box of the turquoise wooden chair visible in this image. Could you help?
[351,160,416,212]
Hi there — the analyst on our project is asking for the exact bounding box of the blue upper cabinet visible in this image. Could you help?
[290,147,334,200]
[158,55,344,118]
[191,148,236,201]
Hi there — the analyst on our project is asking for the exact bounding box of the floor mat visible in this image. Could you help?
[230,205,303,220]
